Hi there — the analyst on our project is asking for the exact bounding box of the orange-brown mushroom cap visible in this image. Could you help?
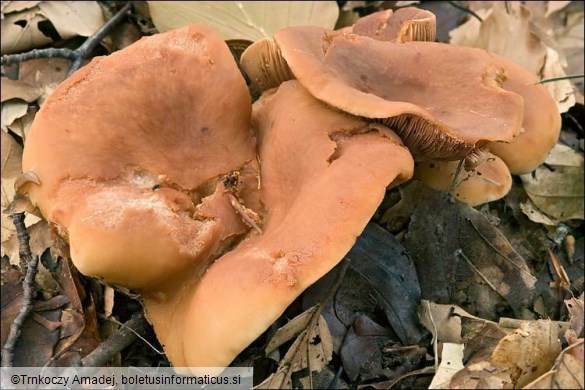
[487,60,561,174]
[352,7,436,42]
[273,26,524,161]
[22,24,257,289]
[415,152,512,206]
[143,80,414,371]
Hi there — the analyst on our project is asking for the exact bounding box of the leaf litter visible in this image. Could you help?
[0,1,583,389]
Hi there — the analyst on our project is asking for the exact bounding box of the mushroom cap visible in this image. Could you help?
[143,80,414,371]
[414,152,512,206]
[273,26,524,161]
[21,24,257,289]
[488,59,561,174]
[352,7,436,42]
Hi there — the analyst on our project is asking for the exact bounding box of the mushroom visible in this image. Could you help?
[21,22,414,372]
[414,152,512,206]
[487,59,561,174]
[267,26,524,164]
[22,24,258,290]
[352,7,436,42]
[144,80,413,371]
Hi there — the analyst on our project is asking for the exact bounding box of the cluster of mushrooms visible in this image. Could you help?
[21,8,559,372]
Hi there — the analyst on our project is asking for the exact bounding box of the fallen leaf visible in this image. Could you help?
[1,2,42,15]
[0,77,42,103]
[492,320,562,388]
[418,301,484,345]
[542,47,576,113]
[523,339,584,389]
[520,199,558,225]
[346,222,424,345]
[258,306,333,389]
[428,343,464,389]
[19,57,70,106]
[520,143,584,221]
[0,7,52,54]
[37,1,105,39]
[7,105,37,140]
[1,131,23,247]
[148,1,339,40]
[265,306,316,355]
[385,182,536,319]
[450,3,546,74]
[339,314,392,381]
[565,294,584,338]
[1,100,29,129]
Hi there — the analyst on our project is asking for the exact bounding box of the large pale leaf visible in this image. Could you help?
[148,1,339,41]
[521,143,584,221]
[37,1,105,39]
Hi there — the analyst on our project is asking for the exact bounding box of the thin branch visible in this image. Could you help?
[1,213,39,367]
[536,74,585,85]
[1,2,132,75]
[1,48,76,65]
[81,312,151,367]
[447,1,483,22]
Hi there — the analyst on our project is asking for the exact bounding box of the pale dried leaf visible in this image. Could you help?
[7,106,37,140]
[520,143,584,221]
[1,78,42,103]
[545,1,572,18]
[520,199,558,225]
[451,3,547,74]
[554,11,585,78]
[1,131,23,242]
[0,8,52,54]
[103,286,115,318]
[2,219,49,266]
[448,9,491,47]
[492,320,563,388]
[542,48,576,113]
[523,339,584,389]
[19,58,70,106]
[265,306,316,355]
[148,1,339,41]
[428,343,465,389]
[1,100,29,129]
[37,1,105,39]
[257,311,333,389]
[566,294,584,338]
[1,1,42,15]
[418,300,484,345]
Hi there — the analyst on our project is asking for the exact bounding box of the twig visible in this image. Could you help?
[81,313,151,367]
[1,2,132,76]
[536,74,585,85]
[447,1,483,22]
[1,213,39,367]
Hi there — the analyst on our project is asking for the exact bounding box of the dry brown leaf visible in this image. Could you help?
[566,294,584,338]
[0,8,52,54]
[523,339,584,389]
[418,301,485,345]
[0,77,42,103]
[450,3,546,74]
[1,131,23,243]
[7,105,37,140]
[492,320,563,388]
[37,1,105,39]
[265,306,315,355]
[2,219,50,266]
[1,1,42,15]
[19,58,70,106]
[103,285,115,318]
[258,306,333,389]
[542,47,576,113]
[1,100,29,129]
[520,143,584,221]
